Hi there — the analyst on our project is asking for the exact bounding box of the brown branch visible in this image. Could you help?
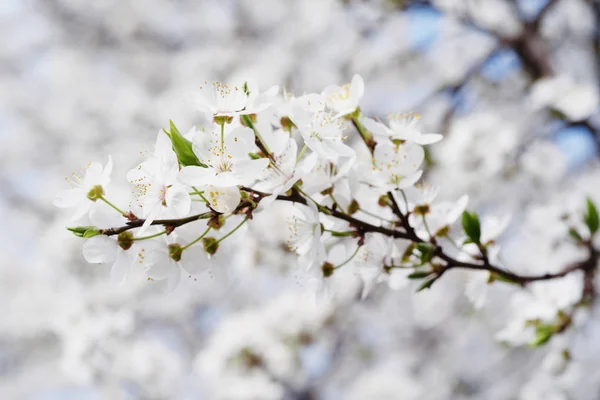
[99,212,215,236]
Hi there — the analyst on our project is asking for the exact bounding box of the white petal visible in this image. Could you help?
[54,188,86,208]
[84,162,103,189]
[111,249,135,285]
[82,236,118,264]
[178,166,217,186]
[350,74,364,102]
[101,155,113,186]
[361,117,390,137]
[415,133,443,145]
[166,184,191,217]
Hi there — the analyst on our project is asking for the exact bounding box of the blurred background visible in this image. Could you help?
[1,0,600,399]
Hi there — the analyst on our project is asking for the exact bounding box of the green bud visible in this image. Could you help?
[378,194,389,207]
[87,185,104,201]
[168,243,183,262]
[117,231,134,250]
[202,237,219,255]
[461,211,481,244]
[584,197,599,236]
[165,120,206,167]
[67,226,97,237]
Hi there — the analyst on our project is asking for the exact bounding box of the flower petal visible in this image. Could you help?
[82,236,117,264]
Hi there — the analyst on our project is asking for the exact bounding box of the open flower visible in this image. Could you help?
[127,132,191,232]
[54,155,113,221]
[179,126,269,188]
[287,201,325,271]
[353,234,396,298]
[362,113,442,145]
[139,220,212,292]
[193,80,271,118]
[290,100,355,163]
[368,141,424,191]
[322,74,364,117]
[251,121,302,201]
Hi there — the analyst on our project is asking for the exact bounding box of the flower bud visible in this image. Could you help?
[87,185,104,201]
[168,243,183,262]
[202,237,219,255]
[378,194,389,207]
[117,231,134,250]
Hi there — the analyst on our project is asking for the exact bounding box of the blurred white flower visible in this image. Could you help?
[322,74,364,117]
[54,155,113,221]
[362,113,443,145]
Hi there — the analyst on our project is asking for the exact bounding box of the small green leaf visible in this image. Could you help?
[407,271,433,279]
[529,324,555,347]
[67,226,97,237]
[166,120,207,167]
[568,227,583,243]
[416,276,438,292]
[83,228,101,238]
[461,211,481,244]
[584,197,599,235]
[415,242,434,264]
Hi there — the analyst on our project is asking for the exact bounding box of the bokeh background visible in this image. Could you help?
[2,0,600,399]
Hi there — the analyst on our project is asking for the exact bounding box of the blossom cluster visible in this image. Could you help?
[56,76,600,348]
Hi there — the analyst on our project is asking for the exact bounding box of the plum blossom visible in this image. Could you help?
[353,233,396,298]
[179,126,269,188]
[361,113,443,145]
[54,155,113,220]
[287,201,325,271]
[290,100,355,162]
[368,141,424,191]
[193,80,271,118]
[127,132,191,232]
[322,74,364,117]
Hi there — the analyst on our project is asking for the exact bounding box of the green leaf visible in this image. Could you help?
[461,211,481,244]
[67,226,97,238]
[414,242,434,264]
[584,197,599,235]
[416,276,438,292]
[166,120,207,167]
[568,227,583,243]
[407,271,433,279]
[83,228,101,238]
[529,324,555,347]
